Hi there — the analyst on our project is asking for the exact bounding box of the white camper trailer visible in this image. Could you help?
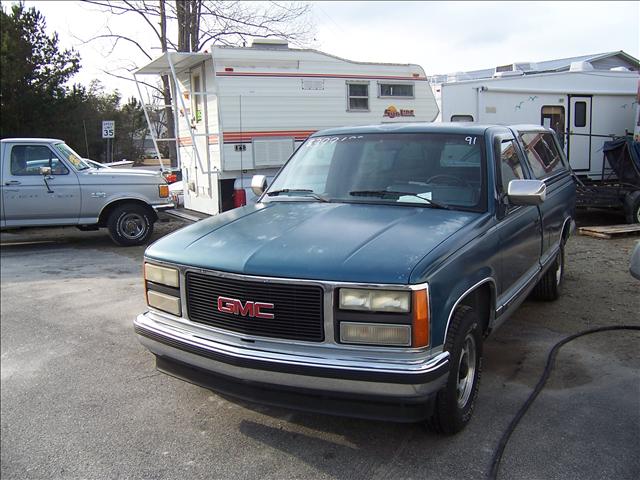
[135,39,439,214]
[441,62,639,179]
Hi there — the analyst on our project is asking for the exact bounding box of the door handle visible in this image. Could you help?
[4,180,21,185]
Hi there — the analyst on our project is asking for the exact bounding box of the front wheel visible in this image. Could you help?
[429,305,483,434]
[107,204,154,246]
[624,191,640,224]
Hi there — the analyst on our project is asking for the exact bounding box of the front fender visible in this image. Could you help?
[411,221,500,348]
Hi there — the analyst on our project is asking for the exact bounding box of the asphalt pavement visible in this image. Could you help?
[1,218,639,480]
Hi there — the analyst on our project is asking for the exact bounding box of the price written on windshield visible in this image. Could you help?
[102,120,115,139]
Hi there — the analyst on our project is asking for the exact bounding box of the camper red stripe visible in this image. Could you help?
[222,130,316,142]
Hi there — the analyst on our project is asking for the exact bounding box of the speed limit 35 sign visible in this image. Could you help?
[102,120,115,138]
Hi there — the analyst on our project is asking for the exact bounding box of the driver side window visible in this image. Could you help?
[10,145,69,176]
[497,139,525,194]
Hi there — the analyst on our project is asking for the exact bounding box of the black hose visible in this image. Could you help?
[488,325,640,480]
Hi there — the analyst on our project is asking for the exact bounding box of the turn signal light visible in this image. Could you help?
[159,184,169,198]
[412,289,429,348]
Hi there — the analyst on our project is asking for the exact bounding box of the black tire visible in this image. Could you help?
[624,191,640,224]
[429,305,483,435]
[107,203,154,246]
[531,245,564,301]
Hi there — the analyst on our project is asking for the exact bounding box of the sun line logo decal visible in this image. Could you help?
[383,105,415,118]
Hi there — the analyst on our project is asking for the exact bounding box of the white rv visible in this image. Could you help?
[135,39,439,214]
[441,61,639,179]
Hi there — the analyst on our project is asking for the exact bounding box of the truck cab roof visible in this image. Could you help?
[1,138,65,144]
[312,122,548,137]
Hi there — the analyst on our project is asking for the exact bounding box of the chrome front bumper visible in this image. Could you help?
[152,203,175,211]
[134,310,450,412]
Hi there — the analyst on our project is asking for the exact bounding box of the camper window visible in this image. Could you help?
[192,74,202,123]
[347,82,369,111]
[540,106,565,148]
[451,115,474,122]
[378,83,414,98]
[574,102,587,128]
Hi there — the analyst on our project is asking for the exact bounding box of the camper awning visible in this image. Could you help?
[136,52,211,75]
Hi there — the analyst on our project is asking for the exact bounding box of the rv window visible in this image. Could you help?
[347,82,369,111]
[379,83,414,98]
[541,106,565,148]
[451,115,474,122]
[574,101,587,128]
[519,132,565,179]
[496,139,525,193]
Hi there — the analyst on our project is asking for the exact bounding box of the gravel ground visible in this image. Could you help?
[1,211,638,480]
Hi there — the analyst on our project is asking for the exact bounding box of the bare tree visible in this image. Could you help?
[81,0,314,166]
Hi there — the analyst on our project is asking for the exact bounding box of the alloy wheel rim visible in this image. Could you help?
[119,213,145,240]
[456,333,477,408]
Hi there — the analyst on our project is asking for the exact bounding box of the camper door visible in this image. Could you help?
[568,96,592,171]
[183,64,216,214]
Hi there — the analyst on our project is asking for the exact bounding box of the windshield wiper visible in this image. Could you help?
[266,189,329,202]
[349,190,450,210]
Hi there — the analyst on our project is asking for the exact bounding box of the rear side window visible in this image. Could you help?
[496,139,525,193]
[519,132,565,179]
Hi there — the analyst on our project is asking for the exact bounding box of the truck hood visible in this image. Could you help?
[146,201,479,284]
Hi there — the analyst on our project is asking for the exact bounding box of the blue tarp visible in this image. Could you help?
[602,137,640,185]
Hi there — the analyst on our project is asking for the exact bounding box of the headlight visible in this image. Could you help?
[144,263,179,287]
[144,263,181,316]
[337,288,429,348]
[339,288,410,313]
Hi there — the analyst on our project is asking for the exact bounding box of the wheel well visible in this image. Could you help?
[459,282,495,337]
[98,199,157,227]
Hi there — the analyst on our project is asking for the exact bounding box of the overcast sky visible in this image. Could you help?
[15,0,640,100]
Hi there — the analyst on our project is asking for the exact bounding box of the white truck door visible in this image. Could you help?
[567,96,592,171]
[2,143,81,226]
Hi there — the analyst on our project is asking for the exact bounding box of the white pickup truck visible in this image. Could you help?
[0,138,174,246]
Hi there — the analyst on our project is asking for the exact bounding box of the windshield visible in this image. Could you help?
[53,143,91,171]
[267,133,486,211]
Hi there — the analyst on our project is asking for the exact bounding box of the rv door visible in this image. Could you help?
[568,96,592,171]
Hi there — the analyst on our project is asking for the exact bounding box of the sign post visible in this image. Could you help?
[102,120,115,163]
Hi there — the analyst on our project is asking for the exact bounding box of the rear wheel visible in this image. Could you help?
[429,306,483,435]
[107,204,154,246]
[532,245,564,301]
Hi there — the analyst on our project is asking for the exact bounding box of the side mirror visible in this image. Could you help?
[251,175,268,196]
[507,179,546,206]
[40,166,52,176]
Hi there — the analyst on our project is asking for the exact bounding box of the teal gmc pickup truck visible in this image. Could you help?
[135,123,576,433]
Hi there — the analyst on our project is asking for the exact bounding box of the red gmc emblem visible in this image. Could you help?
[217,296,275,319]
